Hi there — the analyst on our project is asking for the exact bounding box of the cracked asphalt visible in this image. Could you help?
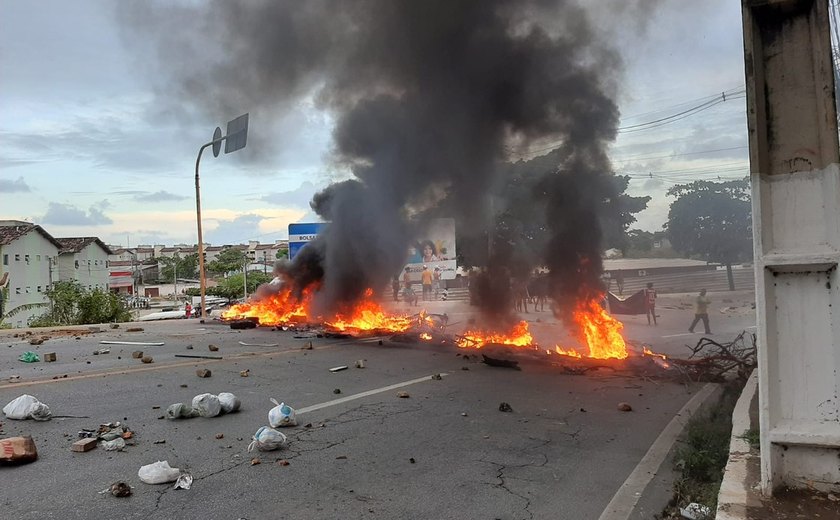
[0,297,755,519]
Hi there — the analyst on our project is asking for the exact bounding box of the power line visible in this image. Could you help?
[610,145,748,164]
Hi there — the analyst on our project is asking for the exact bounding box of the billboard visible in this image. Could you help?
[404,218,457,281]
[288,222,328,259]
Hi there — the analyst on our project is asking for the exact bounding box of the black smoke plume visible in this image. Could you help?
[120,0,629,321]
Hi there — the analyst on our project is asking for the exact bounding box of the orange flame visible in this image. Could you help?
[456,320,533,349]
[222,286,311,325]
[419,332,432,341]
[572,298,628,359]
[325,298,414,332]
[554,346,583,358]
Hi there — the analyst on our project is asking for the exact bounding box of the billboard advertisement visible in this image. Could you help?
[288,222,328,259]
[404,218,457,281]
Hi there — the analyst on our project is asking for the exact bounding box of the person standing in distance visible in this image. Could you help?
[644,282,657,326]
[421,265,433,301]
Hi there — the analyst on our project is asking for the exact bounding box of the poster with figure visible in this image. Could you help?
[403,218,457,281]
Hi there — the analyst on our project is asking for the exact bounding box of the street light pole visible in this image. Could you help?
[194,113,249,320]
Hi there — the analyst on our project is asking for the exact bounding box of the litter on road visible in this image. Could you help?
[173,473,193,490]
[0,436,38,465]
[99,340,165,346]
[44,352,56,362]
[248,426,287,452]
[109,482,132,497]
[196,369,212,378]
[174,354,222,360]
[3,395,52,421]
[138,461,181,484]
[141,356,154,364]
[208,344,219,352]
[238,341,279,347]
[71,438,98,452]
[93,348,110,355]
[268,399,297,427]
[329,366,348,372]
[18,351,40,363]
[499,402,513,412]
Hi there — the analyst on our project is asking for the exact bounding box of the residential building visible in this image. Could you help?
[0,220,61,328]
[56,237,113,291]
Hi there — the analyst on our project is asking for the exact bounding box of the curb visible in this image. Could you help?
[716,369,758,520]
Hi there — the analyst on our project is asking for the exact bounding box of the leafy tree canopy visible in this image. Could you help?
[206,247,247,276]
[665,178,753,266]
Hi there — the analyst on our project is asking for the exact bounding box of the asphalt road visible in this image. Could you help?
[0,294,755,520]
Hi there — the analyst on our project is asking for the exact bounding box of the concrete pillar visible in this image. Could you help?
[742,0,840,494]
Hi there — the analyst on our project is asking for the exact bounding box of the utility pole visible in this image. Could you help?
[243,258,248,300]
[742,0,840,495]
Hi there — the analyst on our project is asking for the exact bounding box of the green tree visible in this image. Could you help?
[158,253,198,283]
[208,271,272,300]
[29,281,131,326]
[665,179,753,290]
[276,248,289,259]
[207,247,247,276]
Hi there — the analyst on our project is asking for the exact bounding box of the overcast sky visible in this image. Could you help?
[0,0,748,247]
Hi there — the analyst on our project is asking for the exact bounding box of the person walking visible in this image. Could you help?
[644,282,657,325]
[185,302,193,319]
[392,276,401,302]
[689,289,712,334]
[433,267,442,300]
[421,265,433,301]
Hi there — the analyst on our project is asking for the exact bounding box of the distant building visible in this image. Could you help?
[0,220,62,328]
[56,237,113,291]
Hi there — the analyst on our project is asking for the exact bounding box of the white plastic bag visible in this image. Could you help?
[248,426,287,452]
[191,393,221,418]
[2,394,52,421]
[268,399,297,427]
[166,403,198,420]
[138,461,181,484]
[218,392,241,414]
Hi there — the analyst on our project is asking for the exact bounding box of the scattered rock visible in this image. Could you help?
[186,345,194,350]
[304,423,313,428]
[126,327,144,332]
[196,369,212,378]
[336,455,347,460]
[302,341,313,350]
[277,459,290,466]
[397,391,410,399]
[214,433,224,439]
[180,384,188,388]
[499,402,513,413]
[240,369,250,377]
[409,457,416,464]
[333,389,342,394]
[461,412,468,417]
[109,323,119,329]
[28,338,44,346]
[354,359,366,369]
[153,439,166,444]
[377,340,383,345]
[431,374,442,380]
[43,352,56,362]
[141,356,154,364]
[250,458,261,465]
[208,344,219,352]
[461,366,469,371]
[618,402,632,412]
[580,408,587,412]
[109,482,132,497]
[131,351,144,359]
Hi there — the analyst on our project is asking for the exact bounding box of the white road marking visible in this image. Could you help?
[297,373,447,415]
[661,332,695,338]
[598,383,718,520]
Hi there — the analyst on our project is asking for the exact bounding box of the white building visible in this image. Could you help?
[56,237,113,291]
[0,221,62,328]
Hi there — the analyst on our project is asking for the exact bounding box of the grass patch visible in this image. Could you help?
[660,381,743,519]
[739,428,760,450]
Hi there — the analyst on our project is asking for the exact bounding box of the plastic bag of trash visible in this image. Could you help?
[268,399,297,428]
[18,351,40,363]
[248,426,287,452]
[102,437,126,451]
[218,392,241,414]
[191,393,222,418]
[165,403,198,420]
[2,394,52,421]
[138,461,181,484]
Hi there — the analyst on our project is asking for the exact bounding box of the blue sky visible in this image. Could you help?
[0,0,748,247]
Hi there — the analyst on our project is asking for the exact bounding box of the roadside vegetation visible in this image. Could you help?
[27,281,131,327]
[661,380,743,519]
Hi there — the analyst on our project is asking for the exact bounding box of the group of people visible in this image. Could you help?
[642,282,713,334]
[392,265,444,306]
